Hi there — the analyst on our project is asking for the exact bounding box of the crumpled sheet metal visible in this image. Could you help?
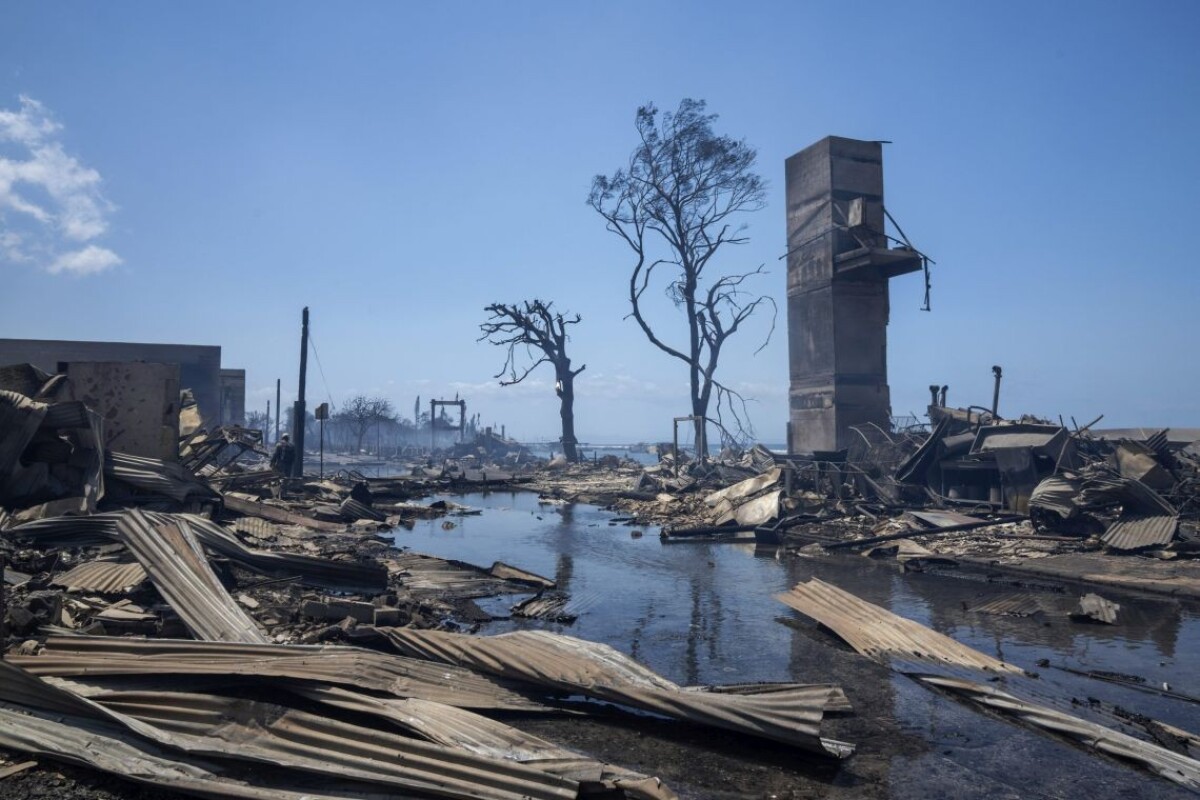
[59,685,584,800]
[117,509,269,643]
[276,686,677,800]
[14,636,551,711]
[380,628,855,758]
[912,673,1200,792]
[386,552,553,599]
[0,391,105,520]
[1029,476,1084,519]
[705,468,783,526]
[775,578,1022,674]
[0,661,586,800]
[105,451,218,504]
[704,467,782,508]
[175,513,388,593]
[0,390,50,493]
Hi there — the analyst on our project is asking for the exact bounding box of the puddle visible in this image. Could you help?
[394,490,1200,798]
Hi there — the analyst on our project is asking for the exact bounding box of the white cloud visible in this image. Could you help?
[0,95,119,275]
[48,245,122,275]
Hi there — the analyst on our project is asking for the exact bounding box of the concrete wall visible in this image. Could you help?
[63,361,181,460]
[219,369,246,426]
[0,339,223,424]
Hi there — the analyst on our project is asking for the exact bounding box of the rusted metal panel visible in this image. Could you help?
[381,628,854,758]
[775,578,1022,674]
[51,560,147,594]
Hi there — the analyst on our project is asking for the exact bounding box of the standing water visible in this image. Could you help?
[394,490,1200,799]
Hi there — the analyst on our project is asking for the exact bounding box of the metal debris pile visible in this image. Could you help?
[578,407,1200,580]
[0,369,863,799]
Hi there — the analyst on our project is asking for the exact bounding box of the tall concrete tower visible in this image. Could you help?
[786,137,923,454]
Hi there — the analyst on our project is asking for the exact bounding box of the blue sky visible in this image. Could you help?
[1,1,1197,443]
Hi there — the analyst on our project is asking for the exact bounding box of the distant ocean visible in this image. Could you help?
[527,442,787,466]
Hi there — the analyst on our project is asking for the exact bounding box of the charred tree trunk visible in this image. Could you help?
[556,360,579,462]
[480,300,586,461]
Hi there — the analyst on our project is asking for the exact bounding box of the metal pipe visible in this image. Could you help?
[929,385,940,406]
[939,385,948,406]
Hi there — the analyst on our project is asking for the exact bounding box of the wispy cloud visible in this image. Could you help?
[0,95,120,275]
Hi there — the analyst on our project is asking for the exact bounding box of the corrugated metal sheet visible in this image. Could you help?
[913,674,1200,792]
[380,628,854,758]
[269,686,675,798]
[775,578,1022,674]
[116,509,268,643]
[969,593,1044,617]
[0,702,318,800]
[7,510,126,545]
[51,559,147,594]
[1102,514,1179,551]
[82,688,582,800]
[339,497,386,522]
[231,516,282,538]
[223,493,346,532]
[15,636,550,711]
[0,662,592,800]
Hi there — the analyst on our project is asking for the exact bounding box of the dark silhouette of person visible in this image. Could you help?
[270,433,296,476]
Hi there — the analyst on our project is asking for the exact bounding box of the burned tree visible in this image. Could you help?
[479,300,585,462]
[589,98,774,451]
[334,395,394,454]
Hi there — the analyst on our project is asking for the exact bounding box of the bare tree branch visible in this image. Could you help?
[589,99,776,450]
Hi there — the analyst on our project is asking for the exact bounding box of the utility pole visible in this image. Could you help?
[266,400,270,442]
[275,378,281,446]
[292,307,309,478]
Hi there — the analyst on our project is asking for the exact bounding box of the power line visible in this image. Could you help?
[306,326,337,413]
